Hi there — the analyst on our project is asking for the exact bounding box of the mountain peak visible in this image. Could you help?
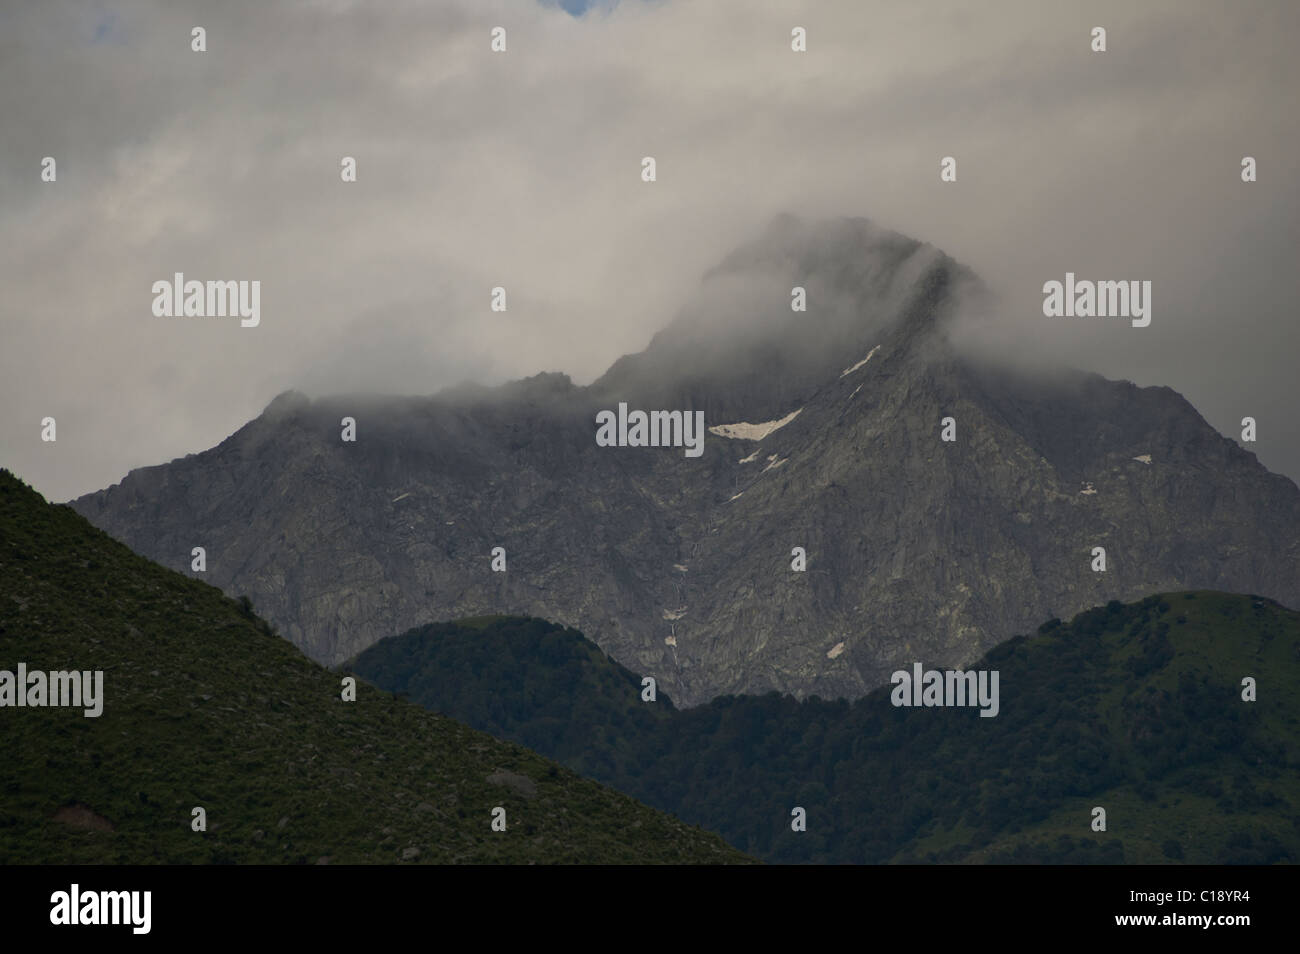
[706,214,917,281]
[66,215,1300,711]
[593,215,975,421]
[263,389,311,419]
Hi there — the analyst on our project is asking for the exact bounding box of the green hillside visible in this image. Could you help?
[354,598,1300,864]
[0,470,751,864]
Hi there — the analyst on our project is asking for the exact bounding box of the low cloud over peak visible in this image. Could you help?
[2,0,1297,501]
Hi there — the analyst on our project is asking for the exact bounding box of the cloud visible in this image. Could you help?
[539,0,635,17]
[1,0,1297,502]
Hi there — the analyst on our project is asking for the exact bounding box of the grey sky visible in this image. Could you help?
[2,0,1297,503]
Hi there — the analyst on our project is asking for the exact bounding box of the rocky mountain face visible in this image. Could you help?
[71,216,1300,706]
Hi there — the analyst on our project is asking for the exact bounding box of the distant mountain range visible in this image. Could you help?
[0,470,750,864]
[71,215,1300,706]
[351,601,1300,864]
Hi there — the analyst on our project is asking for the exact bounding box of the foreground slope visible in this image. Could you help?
[0,470,749,864]
[354,601,1300,864]
[72,216,1300,706]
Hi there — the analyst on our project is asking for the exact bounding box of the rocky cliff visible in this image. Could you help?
[71,216,1300,706]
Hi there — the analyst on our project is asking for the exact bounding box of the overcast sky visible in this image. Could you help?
[2,0,1297,502]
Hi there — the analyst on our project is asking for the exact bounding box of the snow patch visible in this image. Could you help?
[841,345,881,377]
[673,564,688,572]
[739,449,762,464]
[728,491,744,502]
[1133,454,1152,465]
[664,635,677,647]
[662,607,687,621]
[709,407,802,441]
[849,384,863,399]
[762,455,787,473]
[1080,482,1097,496]
[827,642,846,659]
[391,492,411,503]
